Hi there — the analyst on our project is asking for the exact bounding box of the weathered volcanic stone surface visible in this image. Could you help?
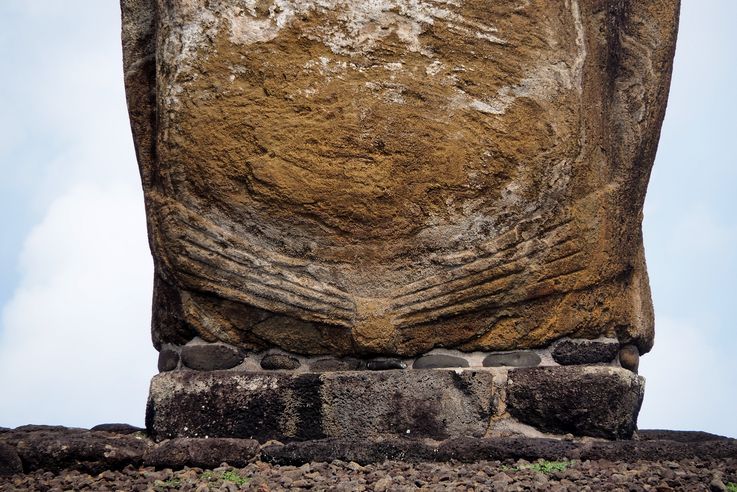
[122,0,680,357]
[551,338,619,365]
[507,366,645,439]
[146,370,499,442]
[180,343,244,370]
[4,426,737,473]
[90,423,145,435]
[144,438,260,469]
[0,442,22,476]
[9,428,150,474]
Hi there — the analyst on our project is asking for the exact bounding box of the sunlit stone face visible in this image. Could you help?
[123,0,679,355]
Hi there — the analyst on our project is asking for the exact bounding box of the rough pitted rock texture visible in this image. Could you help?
[122,0,679,357]
[3,428,737,490]
[146,370,499,442]
[0,443,22,477]
[551,338,619,365]
[143,438,260,469]
[4,427,150,475]
[507,366,645,439]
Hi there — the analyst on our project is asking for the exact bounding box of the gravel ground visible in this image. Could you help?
[2,458,736,491]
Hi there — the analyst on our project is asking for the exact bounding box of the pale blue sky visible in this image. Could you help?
[1,1,735,437]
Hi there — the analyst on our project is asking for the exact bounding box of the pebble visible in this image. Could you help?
[483,351,541,367]
[309,358,363,372]
[413,354,469,369]
[180,343,244,371]
[619,345,640,373]
[260,353,301,370]
[157,348,179,372]
[366,359,406,370]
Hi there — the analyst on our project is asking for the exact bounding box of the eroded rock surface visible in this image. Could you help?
[122,0,679,356]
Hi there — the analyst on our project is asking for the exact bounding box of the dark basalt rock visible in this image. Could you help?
[262,438,437,465]
[366,359,406,370]
[261,354,301,370]
[436,437,580,463]
[637,429,731,442]
[551,338,619,365]
[10,428,149,474]
[507,366,644,439]
[144,438,260,469]
[147,370,496,442]
[309,358,364,372]
[3,426,737,472]
[482,351,541,368]
[180,343,244,371]
[261,435,737,465]
[575,439,737,461]
[90,424,145,435]
[619,345,640,373]
[0,442,22,476]
[157,348,180,372]
[413,355,469,369]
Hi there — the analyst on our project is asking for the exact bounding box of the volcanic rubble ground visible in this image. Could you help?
[1,457,736,491]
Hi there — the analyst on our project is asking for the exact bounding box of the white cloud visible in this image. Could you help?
[638,316,736,438]
[0,183,155,428]
[0,0,156,429]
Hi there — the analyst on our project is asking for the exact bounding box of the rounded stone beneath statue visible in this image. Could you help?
[483,351,541,368]
[413,355,469,369]
[180,343,244,371]
[157,349,180,372]
[309,357,363,372]
[619,345,640,373]
[552,339,619,365]
[365,359,406,370]
[261,354,301,370]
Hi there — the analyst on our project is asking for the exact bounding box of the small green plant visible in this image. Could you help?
[523,460,570,474]
[222,470,249,486]
[725,481,737,492]
[200,471,215,480]
[153,478,181,490]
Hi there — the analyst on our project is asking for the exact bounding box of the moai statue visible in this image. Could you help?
[123,0,679,441]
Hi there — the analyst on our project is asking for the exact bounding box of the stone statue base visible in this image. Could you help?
[146,366,643,442]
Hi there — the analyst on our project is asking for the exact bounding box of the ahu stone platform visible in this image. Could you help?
[146,365,644,442]
[2,426,736,477]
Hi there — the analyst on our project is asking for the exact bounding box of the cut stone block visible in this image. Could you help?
[506,366,645,439]
[146,370,499,442]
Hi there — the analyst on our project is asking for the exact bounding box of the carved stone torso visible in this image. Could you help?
[122,0,679,356]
